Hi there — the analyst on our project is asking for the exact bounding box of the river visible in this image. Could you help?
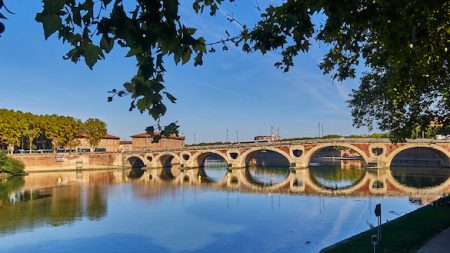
[0,162,449,253]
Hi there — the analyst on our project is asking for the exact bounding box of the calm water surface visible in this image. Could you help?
[0,165,449,253]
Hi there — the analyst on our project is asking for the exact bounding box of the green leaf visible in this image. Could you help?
[145,126,155,134]
[100,36,114,53]
[123,82,133,92]
[164,0,179,19]
[164,92,177,103]
[35,13,62,39]
[163,122,179,136]
[181,49,191,64]
[72,6,82,27]
[84,44,104,69]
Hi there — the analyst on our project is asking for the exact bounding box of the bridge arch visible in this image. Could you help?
[385,144,450,167]
[124,155,146,169]
[238,147,292,167]
[303,143,370,167]
[153,152,183,180]
[154,152,182,167]
[191,151,229,167]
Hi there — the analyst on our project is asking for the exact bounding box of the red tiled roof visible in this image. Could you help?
[120,140,132,145]
[102,134,120,139]
[130,132,185,140]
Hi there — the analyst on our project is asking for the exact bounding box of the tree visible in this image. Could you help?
[83,118,107,150]
[230,0,449,142]
[0,109,111,152]
[1,0,448,142]
[41,115,64,150]
[42,115,82,151]
[0,110,23,154]
[22,113,42,153]
[59,116,83,151]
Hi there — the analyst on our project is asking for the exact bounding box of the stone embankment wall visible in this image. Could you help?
[9,153,123,172]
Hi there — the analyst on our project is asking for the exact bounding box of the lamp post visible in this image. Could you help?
[371,234,378,253]
[374,203,382,240]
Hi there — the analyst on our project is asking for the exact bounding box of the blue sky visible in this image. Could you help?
[0,1,371,143]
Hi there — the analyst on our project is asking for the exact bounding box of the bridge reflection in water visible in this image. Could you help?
[132,163,450,199]
[0,166,448,217]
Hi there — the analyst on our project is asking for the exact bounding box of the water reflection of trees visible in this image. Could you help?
[0,177,24,204]
[247,151,290,168]
[0,179,107,234]
[311,167,365,181]
[391,167,450,188]
[247,166,290,185]
[86,186,107,220]
[310,159,365,169]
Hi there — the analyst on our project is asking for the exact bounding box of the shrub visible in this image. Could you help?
[0,154,25,175]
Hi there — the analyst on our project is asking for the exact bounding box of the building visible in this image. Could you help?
[254,135,273,141]
[254,127,281,142]
[131,132,185,151]
[77,133,120,152]
[119,140,133,152]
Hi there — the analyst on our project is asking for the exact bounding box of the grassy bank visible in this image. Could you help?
[321,195,450,253]
[0,153,25,176]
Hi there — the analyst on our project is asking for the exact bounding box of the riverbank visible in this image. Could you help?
[320,195,450,253]
[8,152,123,172]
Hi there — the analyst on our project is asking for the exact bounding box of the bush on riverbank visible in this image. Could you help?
[0,154,25,176]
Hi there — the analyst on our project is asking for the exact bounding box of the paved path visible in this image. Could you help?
[417,227,450,253]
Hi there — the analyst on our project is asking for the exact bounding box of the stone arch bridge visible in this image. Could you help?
[121,138,450,169]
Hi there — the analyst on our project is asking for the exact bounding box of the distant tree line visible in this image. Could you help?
[282,129,450,142]
[279,133,390,142]
[0,109,107,153]
[186,141,232,147]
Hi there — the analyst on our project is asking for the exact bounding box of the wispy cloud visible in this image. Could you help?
[181,2,353,118]
[215,6,352,117]
[336,81,351,102]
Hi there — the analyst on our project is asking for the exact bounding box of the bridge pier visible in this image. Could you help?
[287,168,307,192]
[224,167,245,187]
